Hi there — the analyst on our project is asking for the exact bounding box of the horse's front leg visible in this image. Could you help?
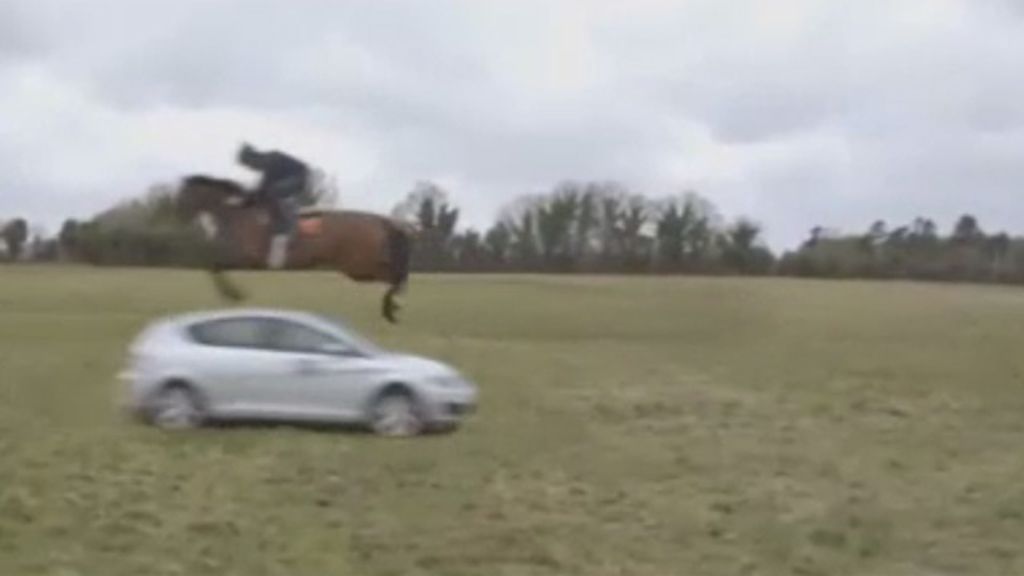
[205,229,247,302]
[210,265,246,302]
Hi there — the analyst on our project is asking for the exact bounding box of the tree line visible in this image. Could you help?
[391,181,774,275]
[779,216,1024,284]
[3,179,1024,287]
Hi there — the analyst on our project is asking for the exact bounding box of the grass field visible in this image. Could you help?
[2,266,1024,575]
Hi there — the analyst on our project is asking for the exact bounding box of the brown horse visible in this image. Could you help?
[175,175,415,323]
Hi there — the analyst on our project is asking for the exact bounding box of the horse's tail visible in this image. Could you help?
[382,220,412,323]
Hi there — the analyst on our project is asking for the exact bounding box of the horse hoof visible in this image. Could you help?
[220,287,246,302]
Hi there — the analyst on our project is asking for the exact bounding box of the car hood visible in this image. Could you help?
[378,353,458,378]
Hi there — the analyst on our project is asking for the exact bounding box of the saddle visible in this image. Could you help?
[239,193,325,239]
[297,211,325,237]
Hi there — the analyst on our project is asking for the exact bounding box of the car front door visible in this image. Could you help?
[263,319,383,421]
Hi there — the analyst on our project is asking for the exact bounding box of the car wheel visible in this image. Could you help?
[150,385,204,430]
[369,389,424,438]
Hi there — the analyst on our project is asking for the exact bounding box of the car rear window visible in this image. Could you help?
[188,318,268,349]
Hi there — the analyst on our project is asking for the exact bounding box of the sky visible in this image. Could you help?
[1,0,1023,250]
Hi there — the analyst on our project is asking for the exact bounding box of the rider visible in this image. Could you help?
[236,143,311,269]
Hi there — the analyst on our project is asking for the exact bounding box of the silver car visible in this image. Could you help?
[118,308,478,437]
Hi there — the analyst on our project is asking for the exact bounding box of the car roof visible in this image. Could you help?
[136,307,384,354]
[160,307,335,328]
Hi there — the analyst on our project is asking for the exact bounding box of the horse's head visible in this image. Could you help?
[175,175,248,224]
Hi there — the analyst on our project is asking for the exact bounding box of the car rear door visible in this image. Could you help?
[186,316,300,418]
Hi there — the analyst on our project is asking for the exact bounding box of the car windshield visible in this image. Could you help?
[315,315,385,355]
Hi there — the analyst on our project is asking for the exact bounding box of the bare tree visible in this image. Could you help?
[301,168,341,208]
[1,218,29,262]
[391,181,460,270]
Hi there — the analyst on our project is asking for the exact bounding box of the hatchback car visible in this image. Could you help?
[118,308,477,436]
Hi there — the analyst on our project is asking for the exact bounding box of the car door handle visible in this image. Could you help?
[294,359,324,375]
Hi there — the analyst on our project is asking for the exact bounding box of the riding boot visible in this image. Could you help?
[267,234,289,269]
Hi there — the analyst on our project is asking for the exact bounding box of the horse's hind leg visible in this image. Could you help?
[380,222,411,324]
[382,284,402,324]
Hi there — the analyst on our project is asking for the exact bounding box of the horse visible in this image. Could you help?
[175,175,415,323]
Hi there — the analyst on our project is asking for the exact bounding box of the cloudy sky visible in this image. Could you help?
[2,0,1023,249]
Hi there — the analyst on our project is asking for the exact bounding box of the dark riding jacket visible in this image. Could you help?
[241,150,309,198]
[239,149,309,235]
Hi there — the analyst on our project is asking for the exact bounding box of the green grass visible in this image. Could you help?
[2,266,1024,575]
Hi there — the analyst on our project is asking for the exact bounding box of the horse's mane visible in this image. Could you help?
[183,174,247,196]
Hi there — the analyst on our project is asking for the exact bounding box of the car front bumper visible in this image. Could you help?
[421,387,478,425]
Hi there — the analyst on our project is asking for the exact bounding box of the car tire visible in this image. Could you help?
[149,383,205,430]
[368,388,424,438]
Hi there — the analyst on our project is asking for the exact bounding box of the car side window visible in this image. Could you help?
[189,318,270,349]
[268,320,348,355]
